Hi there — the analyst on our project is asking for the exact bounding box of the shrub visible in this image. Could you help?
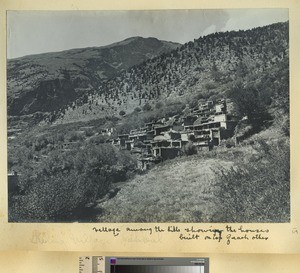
[56,133,65,142]
[33,135,49,151]
[10,171,86,221]
[119,110,126,116]
[227,81,272,125]
[155,101,164,109]
[219,138,235,148]
[142,102,152,111]
[205,82,217,90]
[183,141,197,156]
[88,135,109,145]
[67,131,84,142]
[9,143,137,222]
[212,139,290,222]
[84,128,95,137]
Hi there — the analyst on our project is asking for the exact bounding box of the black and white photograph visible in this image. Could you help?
[7,9,290,223]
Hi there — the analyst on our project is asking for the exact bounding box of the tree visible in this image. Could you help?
[10,143,137,222]
[142,102,152,111]
[155,101,164,109]
[183,141,197,156]
[211,62,223,82]
[236,61,249,78]
[119,110,126,116]
[227,81,270,124]
[182,104,191,117]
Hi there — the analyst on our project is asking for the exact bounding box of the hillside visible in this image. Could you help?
[96,157,234,222]
[57,22,289,124]
[7,37,180,116]
[94,130,289,223]
[8,21,290,223]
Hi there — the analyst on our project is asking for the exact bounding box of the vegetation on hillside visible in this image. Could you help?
[57,22,288,124]
[9,143,136,222]
[212,138,289,222]
[7,21,290,223]
[7,37,180,116]
[94,132,289,223]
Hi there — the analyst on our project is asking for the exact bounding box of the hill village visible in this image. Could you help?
[104,98,237,170]
[10,99,238,172]
[8,98,238,193]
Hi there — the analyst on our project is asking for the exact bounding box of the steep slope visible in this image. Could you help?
[7,37,180,116]
[95,156,234,222]
[59,22,288,124]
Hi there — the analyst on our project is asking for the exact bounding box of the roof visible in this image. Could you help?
[118,134,129,137]
[154,124,171,129]
[153,135,170,141]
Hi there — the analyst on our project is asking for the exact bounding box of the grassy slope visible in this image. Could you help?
[96,156,234,222]
[94,124,289,223]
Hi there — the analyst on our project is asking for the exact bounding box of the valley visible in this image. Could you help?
[7,21,290,223]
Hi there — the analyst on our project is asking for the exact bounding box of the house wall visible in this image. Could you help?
[214,114,227,122]
[160,148,181,160]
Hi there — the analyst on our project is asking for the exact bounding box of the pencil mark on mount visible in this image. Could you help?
[292,228,298,234]
[7,10,290,223]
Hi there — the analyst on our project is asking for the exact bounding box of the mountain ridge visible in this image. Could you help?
[56,21,288,124]
[8,36,180,60]
[7,36,181,116]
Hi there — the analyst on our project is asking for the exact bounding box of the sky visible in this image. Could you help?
[7,9,288,59]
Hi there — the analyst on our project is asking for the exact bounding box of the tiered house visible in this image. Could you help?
[112,99,237,170]
[184,99,237,150]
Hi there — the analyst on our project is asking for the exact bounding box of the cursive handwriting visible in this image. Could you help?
[92,227,120,236]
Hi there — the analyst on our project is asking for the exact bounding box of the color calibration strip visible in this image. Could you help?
[79,256,104,273]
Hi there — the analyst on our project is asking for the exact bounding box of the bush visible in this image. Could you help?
[88,135,109,144]
[119,110,126,116]
[33,135,49,151]
[9,143,137,222]
[183,141,197,156]
[205,82,217,90]
[142,102,152,111]
[227,81,272,124]
[212,139,290,222]
[84,128,95,137]
[155,101,164,109]
[219,138,235,148]
[67,131,84,142]
[10,171,86,221]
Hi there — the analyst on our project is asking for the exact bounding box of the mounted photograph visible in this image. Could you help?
[7,9,290,223]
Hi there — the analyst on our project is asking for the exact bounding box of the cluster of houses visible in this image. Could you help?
[110,99,238,170]
[7,98,238,193]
